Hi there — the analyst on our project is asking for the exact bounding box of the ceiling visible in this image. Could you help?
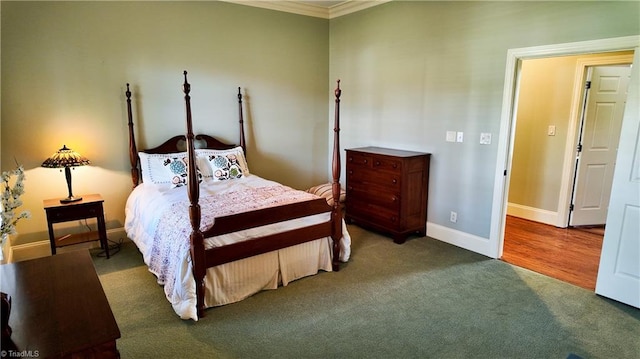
[222,0,390,19]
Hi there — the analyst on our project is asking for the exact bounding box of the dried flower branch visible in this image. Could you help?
[1,165,31,246]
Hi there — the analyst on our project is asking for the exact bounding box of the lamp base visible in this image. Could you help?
[60,196,82,204]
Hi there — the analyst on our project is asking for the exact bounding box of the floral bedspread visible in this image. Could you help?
[146,184,321,298]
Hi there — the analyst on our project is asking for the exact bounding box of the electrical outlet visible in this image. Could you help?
[480,133,492,145]
[450,211,457,223]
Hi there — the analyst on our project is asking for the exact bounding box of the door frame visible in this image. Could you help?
[489,35,639,258]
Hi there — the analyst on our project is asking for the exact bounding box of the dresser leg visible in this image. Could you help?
[393,235,406,244]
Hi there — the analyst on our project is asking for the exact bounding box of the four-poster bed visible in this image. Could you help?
[124,72,348,320]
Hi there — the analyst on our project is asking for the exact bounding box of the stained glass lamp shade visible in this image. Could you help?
[42,145,91,203]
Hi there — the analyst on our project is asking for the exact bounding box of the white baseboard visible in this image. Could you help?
[506,203,559,227]
[8,227,129,263]
[426,222,495,259]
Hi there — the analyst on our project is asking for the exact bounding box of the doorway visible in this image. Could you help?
[489,36,640,306]
[501,52,633,288]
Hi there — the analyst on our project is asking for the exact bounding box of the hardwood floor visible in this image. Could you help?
[501,215,604,291]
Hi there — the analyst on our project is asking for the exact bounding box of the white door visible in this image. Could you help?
[595,52,640,308]
[570,65,631,226]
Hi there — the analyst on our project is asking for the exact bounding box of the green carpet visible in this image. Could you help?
[92,225,640,359]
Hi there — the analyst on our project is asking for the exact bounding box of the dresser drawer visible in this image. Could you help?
[370,156,402,173]
[347,152,403,173]
[347,202,400,230]
[346,152,372,168]
[348,187,400,211]
[347,168,401,189]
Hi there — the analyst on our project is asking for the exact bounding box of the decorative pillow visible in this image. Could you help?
[138,152,202,188]
[306,183,346,207]
[197,147,249,181]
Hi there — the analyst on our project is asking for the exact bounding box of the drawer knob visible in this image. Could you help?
[392,179,397,184]
[393,163,398,169]
[364,159,368,164]
[375,161,380,166]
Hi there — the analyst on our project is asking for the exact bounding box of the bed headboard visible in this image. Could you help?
[125,81,247,187]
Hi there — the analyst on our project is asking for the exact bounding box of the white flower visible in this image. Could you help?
[1,165,31,246]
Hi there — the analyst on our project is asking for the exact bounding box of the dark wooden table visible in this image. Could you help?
[43,194,110,258]
[0,251,120,358]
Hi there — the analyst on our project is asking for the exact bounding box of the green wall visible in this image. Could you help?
[1,1,329,244]
[329,1,639,238]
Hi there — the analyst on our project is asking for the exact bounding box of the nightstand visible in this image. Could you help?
[43,193,110,258]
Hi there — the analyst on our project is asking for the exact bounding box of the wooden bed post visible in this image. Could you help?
[331,80,342,271]
[126,84,140,187]
[183,71,207,319]
[237,87,247,156]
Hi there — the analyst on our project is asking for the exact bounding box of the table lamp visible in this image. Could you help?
[42,145,91,203]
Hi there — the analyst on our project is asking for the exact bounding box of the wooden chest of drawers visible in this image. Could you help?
[345,147,430,244]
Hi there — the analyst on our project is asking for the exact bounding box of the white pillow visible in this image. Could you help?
[196,147,249,181]
[138,152,201,188]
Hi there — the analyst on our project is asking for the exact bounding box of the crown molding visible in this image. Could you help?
[329,0,391,19]
[221,0,391,19]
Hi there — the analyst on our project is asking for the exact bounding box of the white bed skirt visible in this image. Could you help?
[203,238,333,308]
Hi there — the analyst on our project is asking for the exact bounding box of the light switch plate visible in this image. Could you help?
[456,132,464,143]
[446,131,456,142]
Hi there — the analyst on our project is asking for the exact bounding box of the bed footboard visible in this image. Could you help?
[202,197,334,266]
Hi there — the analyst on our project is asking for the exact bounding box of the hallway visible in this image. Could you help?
[501,215,605,290]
